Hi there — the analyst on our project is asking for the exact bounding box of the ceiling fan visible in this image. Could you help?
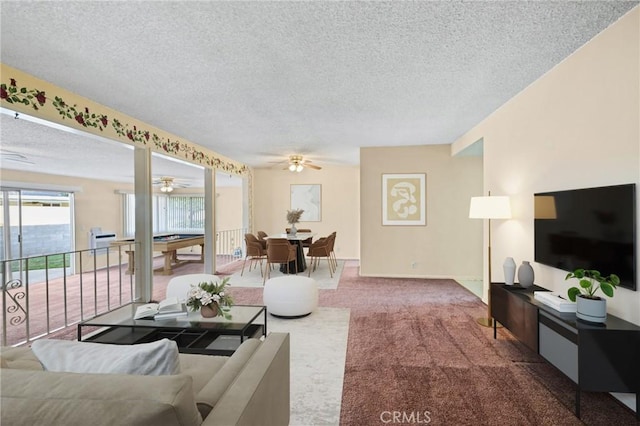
[284,155,322,172]
[152,176,189,193]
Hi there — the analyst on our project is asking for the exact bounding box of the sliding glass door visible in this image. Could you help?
[0,189,74,284]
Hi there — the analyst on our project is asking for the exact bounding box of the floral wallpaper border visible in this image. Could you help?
[1,78,249,175]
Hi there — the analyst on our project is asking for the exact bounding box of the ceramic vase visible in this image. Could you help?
[517,261,534,288]
[289,224,297,236]
[576,296,607,323]
[201,303,220,318]
[503,257,516,286]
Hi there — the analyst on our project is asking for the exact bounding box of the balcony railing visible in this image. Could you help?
[1,247,135,347]
[216,228,246,263]
[1,228,245,347]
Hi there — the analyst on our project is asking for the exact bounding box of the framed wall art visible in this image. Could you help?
[382,173,426,226]
[290,184,322,222]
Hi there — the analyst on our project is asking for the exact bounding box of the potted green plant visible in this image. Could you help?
[565,268,620,323]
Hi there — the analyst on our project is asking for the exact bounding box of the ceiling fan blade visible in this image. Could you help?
[305,164,322,170]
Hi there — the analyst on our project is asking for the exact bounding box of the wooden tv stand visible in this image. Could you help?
[490,283,640,420]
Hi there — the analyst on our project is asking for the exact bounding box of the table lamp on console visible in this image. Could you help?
[469,192,512,327]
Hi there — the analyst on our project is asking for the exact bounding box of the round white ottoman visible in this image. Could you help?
[263,276,318,318]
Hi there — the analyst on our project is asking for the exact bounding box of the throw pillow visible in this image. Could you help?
[31,338,180,376]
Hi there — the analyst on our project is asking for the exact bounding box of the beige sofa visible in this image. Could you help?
[0,332,290,426]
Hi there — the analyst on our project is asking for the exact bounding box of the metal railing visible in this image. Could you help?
[216,228,246,264]
[1,247,134,347]
[1,230,244,347]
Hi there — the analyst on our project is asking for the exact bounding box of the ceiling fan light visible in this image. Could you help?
[296,165,303,172]
[289,164,296,172]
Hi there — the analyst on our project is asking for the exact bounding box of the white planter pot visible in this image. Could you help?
[503,257,516,286]
[576,296,607,323]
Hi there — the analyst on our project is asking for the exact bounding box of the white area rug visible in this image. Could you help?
[259,307,350,426]
[228,260,344,289]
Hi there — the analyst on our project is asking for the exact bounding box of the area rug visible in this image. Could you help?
[264,307,350,426]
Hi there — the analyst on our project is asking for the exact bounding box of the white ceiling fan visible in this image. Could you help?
[284,155,322,172]
[152,176,189,192]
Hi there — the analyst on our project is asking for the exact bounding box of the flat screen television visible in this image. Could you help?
[534,183,637,291]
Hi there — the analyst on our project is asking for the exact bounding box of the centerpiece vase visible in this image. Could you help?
[289,224,297,236]
[201,303,220,318]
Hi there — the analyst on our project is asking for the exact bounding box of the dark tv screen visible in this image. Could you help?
[534,184,637,291]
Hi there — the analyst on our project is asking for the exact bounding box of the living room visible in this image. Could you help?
[1,2,639,425]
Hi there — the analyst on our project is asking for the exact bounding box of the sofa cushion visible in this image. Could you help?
[178,353,228,393]
[196,338,261,418]
[31,338,180,376]
[0,346,43,370]
[1,368,203,426]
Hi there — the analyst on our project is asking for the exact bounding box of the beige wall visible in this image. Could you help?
[452,8,640,325]
[360,145,483,278]
[215,186,243,232]
[252,165,360,260]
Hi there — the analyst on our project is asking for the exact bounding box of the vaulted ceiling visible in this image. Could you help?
[1,1,637,183]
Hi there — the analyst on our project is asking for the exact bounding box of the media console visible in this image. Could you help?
[490,283,640,420]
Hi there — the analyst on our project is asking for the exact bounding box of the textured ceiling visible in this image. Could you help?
[0,1,637,182]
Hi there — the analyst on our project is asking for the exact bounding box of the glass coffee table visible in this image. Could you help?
[78,303,266,356]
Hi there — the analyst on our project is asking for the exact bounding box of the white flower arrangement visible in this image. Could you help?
[186,277,233,319]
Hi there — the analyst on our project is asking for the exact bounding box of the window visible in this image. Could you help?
[123,194,204,237]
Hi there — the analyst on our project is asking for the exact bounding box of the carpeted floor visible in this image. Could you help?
[228,260,638,426]
[30,259,639,425]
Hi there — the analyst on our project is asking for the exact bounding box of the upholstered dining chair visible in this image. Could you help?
[242,233,267,276]
[166,273,220,302]
[285,228,313,249]
[327,231,337,271]
[256,231,268,250]
[264,238,297,284]
[307,235,334,278]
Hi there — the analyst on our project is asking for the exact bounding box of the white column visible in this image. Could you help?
[134,147,153,302]
[204,169,216,274]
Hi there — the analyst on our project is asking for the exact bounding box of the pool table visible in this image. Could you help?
[111,233,204,275]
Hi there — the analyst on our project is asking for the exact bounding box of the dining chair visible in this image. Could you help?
[307,235,333,278]
[328,231,337,271]
[256,231,268,250]
[242,233,267,276]
[285,228,313,249]
[264,238,297,284]
[166,273,220,302]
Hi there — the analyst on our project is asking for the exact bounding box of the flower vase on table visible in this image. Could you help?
[200,303,220,318]
[286,209,304,236]
[186,277,234,320]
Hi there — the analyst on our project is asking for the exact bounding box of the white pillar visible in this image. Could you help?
[134,147,153,302]
[204,169,216,274]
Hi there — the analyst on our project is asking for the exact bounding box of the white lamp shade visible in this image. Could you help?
[469,196,511,219]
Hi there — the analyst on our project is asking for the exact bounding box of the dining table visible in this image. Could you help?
[266,232,315,274]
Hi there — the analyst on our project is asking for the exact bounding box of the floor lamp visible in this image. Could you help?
[469,192,511,327]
